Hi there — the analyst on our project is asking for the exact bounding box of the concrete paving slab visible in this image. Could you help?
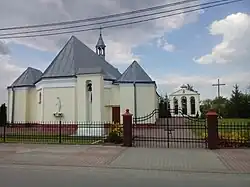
[110,147,228,172]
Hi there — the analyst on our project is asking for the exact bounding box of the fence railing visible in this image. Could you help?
[0,121,117,144]
[217,121,250,148]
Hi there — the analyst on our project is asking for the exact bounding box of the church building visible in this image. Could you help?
[7,33,158,124]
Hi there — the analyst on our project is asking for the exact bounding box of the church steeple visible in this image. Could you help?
[96,27,106,59]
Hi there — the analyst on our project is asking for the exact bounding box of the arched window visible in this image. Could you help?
[181,96,187,115]
[38,92,42,104]
[174,97,178,114]
[86,80,92,102]
[190,96,196,115]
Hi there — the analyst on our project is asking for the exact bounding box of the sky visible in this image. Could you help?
[0,0,250,104]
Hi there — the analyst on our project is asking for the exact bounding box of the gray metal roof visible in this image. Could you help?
[10,67,42,88]
[116,60,155,84]
[42,36,120,80]
[96,34,106,47]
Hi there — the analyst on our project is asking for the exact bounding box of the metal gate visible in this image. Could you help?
[132,109,207,148]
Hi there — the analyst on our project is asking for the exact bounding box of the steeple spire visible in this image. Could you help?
[96,27,106,59]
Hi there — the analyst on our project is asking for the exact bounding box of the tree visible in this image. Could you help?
[0,103,7,126]
[200,99,213,118]
[228,84,243,118]
[212,96,229,117]
[158,94,171,118]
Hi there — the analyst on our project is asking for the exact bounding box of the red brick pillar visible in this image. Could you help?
[122,109,133,147]
[206,109,219,149]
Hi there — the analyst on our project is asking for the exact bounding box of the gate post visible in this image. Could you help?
[206,109,219,149]
[122,109,133,147]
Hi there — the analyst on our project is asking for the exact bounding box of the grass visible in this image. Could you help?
[0,135,104,145]
[187,118,250,138]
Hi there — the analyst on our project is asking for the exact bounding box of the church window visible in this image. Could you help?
[38,92,42,104]
[190,96,196,115]
[181,96,187,115]
[174,97,178,115]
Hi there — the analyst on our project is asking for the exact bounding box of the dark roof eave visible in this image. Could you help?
[7,85,35,89]
[116,81,156,84]
[34,75,77,84]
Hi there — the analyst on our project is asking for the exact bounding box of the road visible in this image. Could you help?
[0,164,249,187]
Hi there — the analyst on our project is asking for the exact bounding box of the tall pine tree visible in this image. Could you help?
[228,84,243,118]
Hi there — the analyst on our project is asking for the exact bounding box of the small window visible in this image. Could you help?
[38,92,42,104]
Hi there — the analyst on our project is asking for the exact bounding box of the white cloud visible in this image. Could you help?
[154,72,250,99]
[0,0,201,62]
[0,41,10,55]
[194,13,250,64]
[0,55,25,103]
[157,37,175,52]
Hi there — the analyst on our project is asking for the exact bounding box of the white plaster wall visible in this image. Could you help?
[119,84,134,123]
[27,88,37,122]
[136,84,157,117]
[76,74,104,122]
[119,83,157,123]
[43,87,76,122]
[12,88,28,122]
[7,89,13,122]
[36,89,42,121]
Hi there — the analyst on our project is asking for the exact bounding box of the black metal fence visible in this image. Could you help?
[0,121,115,144]
[133,109,208,148]
[217,120,250,148]
[132,109,250,149]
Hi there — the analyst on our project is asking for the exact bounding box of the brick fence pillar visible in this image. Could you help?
[122,109,133,147]
[206,109,219,149]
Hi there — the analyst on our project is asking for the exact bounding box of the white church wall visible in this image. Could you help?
[36,78,76,122]
[43,87,76,122]
[76,74,104,122]
[36,89,42,121]
[119,83,157,123]
[110,85,120,106]
[119,84,134,123]
[103,84,120,122]
[27,88,37,122]
[135,84,157,118]
[7,89,13,122]
[104,88,111,106]
[12,87,28,122]
[91,75,104,122]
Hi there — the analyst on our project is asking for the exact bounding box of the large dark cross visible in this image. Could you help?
[212,79,226,98]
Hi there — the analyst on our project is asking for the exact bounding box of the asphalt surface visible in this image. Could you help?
[0,164,249,187]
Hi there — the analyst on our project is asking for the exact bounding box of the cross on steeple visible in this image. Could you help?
[212,79,226,98]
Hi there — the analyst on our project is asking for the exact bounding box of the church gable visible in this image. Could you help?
[170,87,200,96]
[117,60,155,83]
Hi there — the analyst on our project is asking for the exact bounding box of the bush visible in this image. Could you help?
[106,123,123,144]
[0,104,7,126]
[200,131,249,148]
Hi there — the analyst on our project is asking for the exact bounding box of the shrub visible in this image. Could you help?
[106,123,123,144]
[200,131,249,148]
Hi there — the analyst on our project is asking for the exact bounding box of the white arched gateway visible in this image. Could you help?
[169,85,201,117]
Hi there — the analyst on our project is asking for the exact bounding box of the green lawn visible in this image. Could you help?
[187,118,250,139]
[0,135,104,145]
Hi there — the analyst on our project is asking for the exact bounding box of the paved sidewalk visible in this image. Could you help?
[0,144,249,174]
[110,147,228,173]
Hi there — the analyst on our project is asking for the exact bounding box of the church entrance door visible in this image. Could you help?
[112,106,120,123]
